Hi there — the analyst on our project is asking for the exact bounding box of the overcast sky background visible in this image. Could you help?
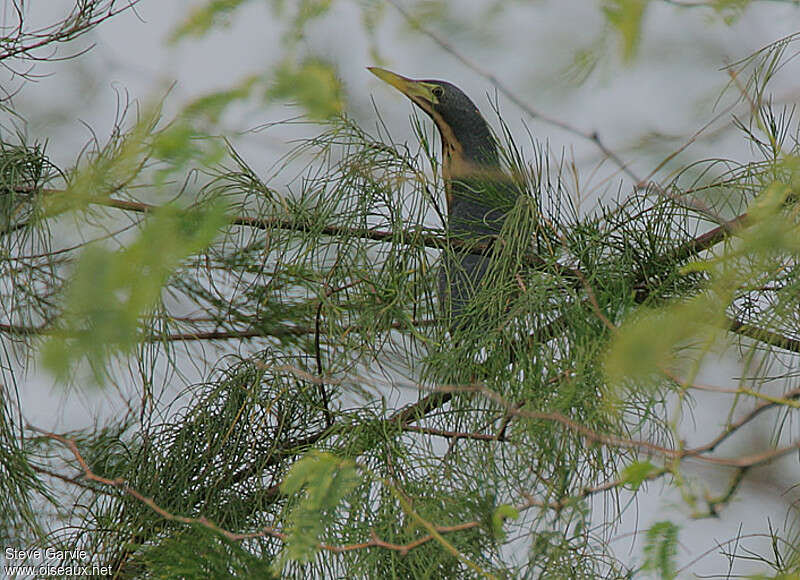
[8,1,800,576]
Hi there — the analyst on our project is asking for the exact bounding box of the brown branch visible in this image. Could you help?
[694,466,750,518]
[167,316,436,341]
[0,317,437,343]
[667,212,750,264]
[519,465,670,512]
[31,426,480,557]
[727,315,800,354]
[155,328,311,341]
[388,390,452,427]
[689,386,800,455]
[226,522,481,555]
[442,383,800,468]
[402,425,499,442]
[0,322,315,341]
[495,400,524,442]
[29,462,112,495]
[0,322,41,336]
[15,189,577,279]
[0,1,142,63]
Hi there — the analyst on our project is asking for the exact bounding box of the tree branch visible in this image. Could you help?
[442,382,800,468]
[32,426,481,558]
[0,1,142,65]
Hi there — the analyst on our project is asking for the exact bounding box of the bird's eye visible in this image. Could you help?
[432,86,444,98]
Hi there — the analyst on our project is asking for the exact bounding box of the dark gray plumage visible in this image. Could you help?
[368,67,519,324]
[441,175,517,321]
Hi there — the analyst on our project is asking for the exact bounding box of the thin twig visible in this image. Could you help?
[436,382,800,468]
[30,426,481,556]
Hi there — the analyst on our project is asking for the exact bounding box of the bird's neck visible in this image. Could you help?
[438,124,498,188]
[433,111,502,214]
[431,110,499,169]
[440,136,500,187]
[454,127,499,169]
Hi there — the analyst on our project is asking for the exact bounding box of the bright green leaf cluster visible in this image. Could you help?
[619,460,660,491]
[602,0,649,62]
[41,202,229,383]
[183,75,260,124]
[642,521,679,579]
[604,292,728,385]
[150,120,226,183]
[711,0,751,24]
[267,59,344,120]
[283,0,334,42]
[280,451,360,563]
[606,166,800,388]
[168,0,247,43]
[44,109,160,216]
[491,504,519,541]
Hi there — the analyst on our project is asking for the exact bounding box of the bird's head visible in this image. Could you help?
[368,67,498,168]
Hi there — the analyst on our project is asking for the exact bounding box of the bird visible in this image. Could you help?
[368,67,519,326]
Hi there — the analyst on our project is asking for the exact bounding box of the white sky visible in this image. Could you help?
[7,1,800,576]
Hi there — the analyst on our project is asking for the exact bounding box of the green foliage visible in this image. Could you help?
[604,296,724,385]
[141,528,278,579]
[13,92,796,576]
[267,58,345,119]
[490,504,519,541]
[183,75,260,123]
[641,521,679,579]
[44,108,161,216]
[0,401,49,544]
[606,164,800,388]
[41,201,229,382]
[0,141,46,233]
[711,0,752,24]
[602,0,649,62]
[8,12,800,579]
[170,0,343,120]
[168,0,248,43]
[280,451,360,563]
[151,120,226,182]
[274,0,334,42]
[619,460,660,491]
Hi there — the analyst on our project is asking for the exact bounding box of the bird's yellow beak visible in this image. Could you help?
[367,67,440,108]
